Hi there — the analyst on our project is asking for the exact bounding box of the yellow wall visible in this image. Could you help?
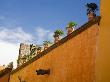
[0,73,10,82]
[10,24,99,82]
[96,0,110,82]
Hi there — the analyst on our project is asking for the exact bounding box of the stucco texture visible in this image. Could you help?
[0,73,10,82]
[10,24,99,82]
[96,0,110,82]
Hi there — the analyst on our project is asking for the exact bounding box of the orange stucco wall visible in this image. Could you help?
[96,0,110,82]
[10,24,99,82]
[0,73,10,82]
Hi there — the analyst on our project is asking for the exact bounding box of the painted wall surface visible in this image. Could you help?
[0,73,10,82]
[96,0,110,82]
[10,24,99,82]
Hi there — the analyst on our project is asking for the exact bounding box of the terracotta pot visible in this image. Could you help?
[44,44,49,50]
[88,12,96,21]
[54,36,60,43]
[37,50,41,54]
[67,27,74,35]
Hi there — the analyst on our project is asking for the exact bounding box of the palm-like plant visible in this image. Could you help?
[86,3,98,20]
[86,3,98,14]
[66,22,77,29]
[66,22,77,35]
[53,29,64,37]
[53,29,64,43]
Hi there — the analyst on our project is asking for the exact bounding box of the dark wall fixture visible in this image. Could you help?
[36,69,50,75]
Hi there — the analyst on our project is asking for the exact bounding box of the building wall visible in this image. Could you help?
[96,0,110,82]
[10,24,99,82]
[0,73,10,82]
[0,68,12,82]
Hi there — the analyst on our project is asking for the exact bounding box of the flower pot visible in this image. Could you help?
[54,36,60,43]
[88,12,96,21]
[44,44,49,50]
[67,27,74,35]
[37,50,41,54]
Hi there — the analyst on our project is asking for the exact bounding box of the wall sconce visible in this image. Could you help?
[36,69,50,75]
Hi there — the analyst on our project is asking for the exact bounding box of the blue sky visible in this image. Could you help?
[0,0,100,33]
[0,0,100,67]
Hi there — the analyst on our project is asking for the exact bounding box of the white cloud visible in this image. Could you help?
[0,27,34,43]
[0,27,34,68]
[0,41,19,68]
[0,26,54,68]
[35,27,54,44]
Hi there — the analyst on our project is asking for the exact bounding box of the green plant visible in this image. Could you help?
[54,29,64,37]
[37,46,42,50]
[66,22,77,29]
[86,3,98,15]
[30,47,36,55]
[30,44,37,50]
[30,44,33,51]
[43,41,52,45]
[22,55,27,58]
[30,44,37,56]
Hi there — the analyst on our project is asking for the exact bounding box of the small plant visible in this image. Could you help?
[86,3,98,15]
[37,46,42,50]
[66,22,77,35]
[43,41,52,45]
[37,46,42,54]
[85,3,98,21]
[22,55,27,63]
[43,41,52,50]
[53,29,64,37]
[53,29,64,43]
[7,62,13,69]
[66,22,77,29]
[30,44,37,56]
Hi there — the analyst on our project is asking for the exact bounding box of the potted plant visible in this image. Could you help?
[66,22,77,35]
[37,46,42,54]
[86,3,98,21]
[53,29,64,43]
[43,41,52,50]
